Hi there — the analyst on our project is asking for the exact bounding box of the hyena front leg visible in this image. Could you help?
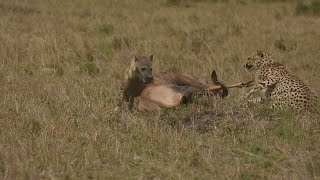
[114,86,125,112]
[128,96,135,110]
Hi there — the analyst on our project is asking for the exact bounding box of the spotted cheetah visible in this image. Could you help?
[244,50,317,111]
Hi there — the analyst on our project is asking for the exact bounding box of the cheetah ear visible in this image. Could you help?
[257,50,264,58]
[149,54,154,62]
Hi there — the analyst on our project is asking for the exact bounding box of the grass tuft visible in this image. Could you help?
[98,23,114,35]
[295,0,320,16]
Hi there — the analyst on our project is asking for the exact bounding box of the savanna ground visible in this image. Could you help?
[0,0,320,179]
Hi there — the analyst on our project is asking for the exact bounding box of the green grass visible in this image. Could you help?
[296,0,320,16]
[0,0,320,179]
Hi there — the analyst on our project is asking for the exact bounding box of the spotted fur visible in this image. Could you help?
[244,50,317,111]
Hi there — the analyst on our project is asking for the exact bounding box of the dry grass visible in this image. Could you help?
[0,0,320,179]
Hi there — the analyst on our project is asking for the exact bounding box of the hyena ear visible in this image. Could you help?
[133,55,139,62]
[257,49,264,58]
[131,55,138,67]
[149,54,154,62]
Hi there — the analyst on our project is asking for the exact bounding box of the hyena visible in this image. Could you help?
[115,54,154,111]
[115,54,251,112]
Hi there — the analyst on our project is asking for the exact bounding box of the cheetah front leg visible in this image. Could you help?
[245,86,269,105]
[245,77,278,99]
[245,84,265,99]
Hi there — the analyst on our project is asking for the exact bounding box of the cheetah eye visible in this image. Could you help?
[141,68,146,71]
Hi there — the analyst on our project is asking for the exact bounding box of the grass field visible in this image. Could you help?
[1,0,320,179]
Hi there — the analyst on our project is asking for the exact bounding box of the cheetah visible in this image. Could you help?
[244,50,317,112]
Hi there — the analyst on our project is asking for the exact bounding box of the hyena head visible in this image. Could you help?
[131,54,154,84]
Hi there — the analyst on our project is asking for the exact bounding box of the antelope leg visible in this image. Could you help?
[208,80,254,91]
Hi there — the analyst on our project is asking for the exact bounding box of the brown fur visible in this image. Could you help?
[115,54,154,111]
[153,72,206,89]
[137,71,229,112]
[115,54,238,112]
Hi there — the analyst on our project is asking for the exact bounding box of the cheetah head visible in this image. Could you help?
[244,50,274,71]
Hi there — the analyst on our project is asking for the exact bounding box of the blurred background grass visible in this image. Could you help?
[0,0,320,179]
